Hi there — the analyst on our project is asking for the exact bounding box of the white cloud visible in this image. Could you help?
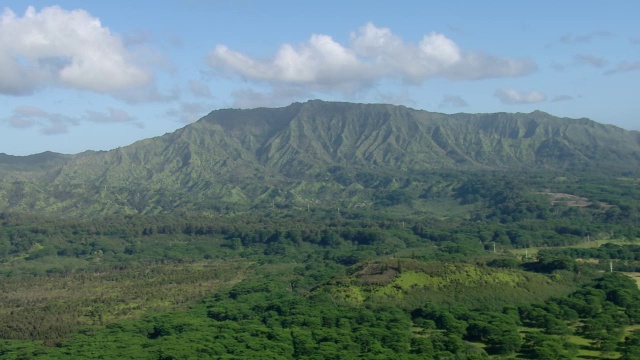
[207,22,535,93]
[0,51,39,95]
[209,34,368,91]
[494,88,546,105]
[0,6,151,95]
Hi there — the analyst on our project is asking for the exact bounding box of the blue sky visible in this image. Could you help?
[1,1,639,155]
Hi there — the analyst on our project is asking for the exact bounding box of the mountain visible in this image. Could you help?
[0,151,71,179]
[1,100,639,215]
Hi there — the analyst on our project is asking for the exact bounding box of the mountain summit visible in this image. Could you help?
[1,100,639,214]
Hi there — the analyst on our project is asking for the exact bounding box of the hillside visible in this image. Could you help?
[0,100,639,215]
[0,96,640,358]
[0,152,71,180]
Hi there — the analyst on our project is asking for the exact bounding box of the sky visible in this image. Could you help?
[1,1,639,156]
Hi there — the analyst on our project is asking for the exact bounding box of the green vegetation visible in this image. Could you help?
[1,101,640,358]
[0,197,638,358]
[2,246,639,359]
[2,101,640,215]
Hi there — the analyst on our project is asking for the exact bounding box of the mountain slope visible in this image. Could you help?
[0,151,71,180]
[1,100,639,214]
[257,101,640,173]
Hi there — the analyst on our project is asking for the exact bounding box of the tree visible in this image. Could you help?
[486,328,521,355]
[621,330,640,360]
[521,332,578,360]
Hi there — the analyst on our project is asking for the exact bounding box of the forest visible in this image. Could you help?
[0,170,639,359]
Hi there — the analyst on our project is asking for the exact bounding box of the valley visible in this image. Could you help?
[1,101,640,359]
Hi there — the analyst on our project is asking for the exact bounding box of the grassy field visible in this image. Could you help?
[0,260,250,345]
[567,334,619,359]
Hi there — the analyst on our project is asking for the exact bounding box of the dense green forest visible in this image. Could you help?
[0,170,639,359]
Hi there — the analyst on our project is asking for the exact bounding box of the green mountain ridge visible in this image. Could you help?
[1,100,639,214]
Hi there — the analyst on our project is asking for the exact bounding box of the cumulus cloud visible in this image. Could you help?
[207,22,536,93]
[209,34,369,92]
[439,95,469,108]
[551,95,574,103]
[494,88,546,105]
[0,52,38,95]
[0,6,152,96]
[605,61,640,75]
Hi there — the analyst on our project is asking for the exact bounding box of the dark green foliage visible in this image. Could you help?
[413,304,522,355]
[486,257,521,269]
[521,332,579,359]
[1,222,640,358]
[539,243,640,272]
[42,281,418,359]
[523,254,578,273]
[621,330,640,360]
